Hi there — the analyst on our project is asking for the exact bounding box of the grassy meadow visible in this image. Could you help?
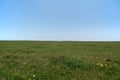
[0,41,120,80]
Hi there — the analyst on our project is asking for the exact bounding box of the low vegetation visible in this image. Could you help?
[0,41,120,80]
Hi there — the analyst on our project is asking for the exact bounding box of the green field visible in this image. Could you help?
[0,41,120,80]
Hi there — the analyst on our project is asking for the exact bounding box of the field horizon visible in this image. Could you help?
[0,40,120,42]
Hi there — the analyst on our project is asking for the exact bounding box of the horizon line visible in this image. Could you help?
[0,40,120,42]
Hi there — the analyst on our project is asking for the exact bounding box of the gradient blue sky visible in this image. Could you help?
[0,0,120,41]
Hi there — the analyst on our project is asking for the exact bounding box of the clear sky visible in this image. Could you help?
[0,0,120,41]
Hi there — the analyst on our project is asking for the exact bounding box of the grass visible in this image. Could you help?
[0,41,120,80]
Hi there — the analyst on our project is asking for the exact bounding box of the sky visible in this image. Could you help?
[0,0,120,41]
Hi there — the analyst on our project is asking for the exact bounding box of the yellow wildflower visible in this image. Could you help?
[96,63,104,67]
[100,64,103,67]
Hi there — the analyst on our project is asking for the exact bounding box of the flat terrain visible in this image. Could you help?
[0,41,120,80]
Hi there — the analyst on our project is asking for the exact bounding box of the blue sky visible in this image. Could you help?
[0,0,120,41]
